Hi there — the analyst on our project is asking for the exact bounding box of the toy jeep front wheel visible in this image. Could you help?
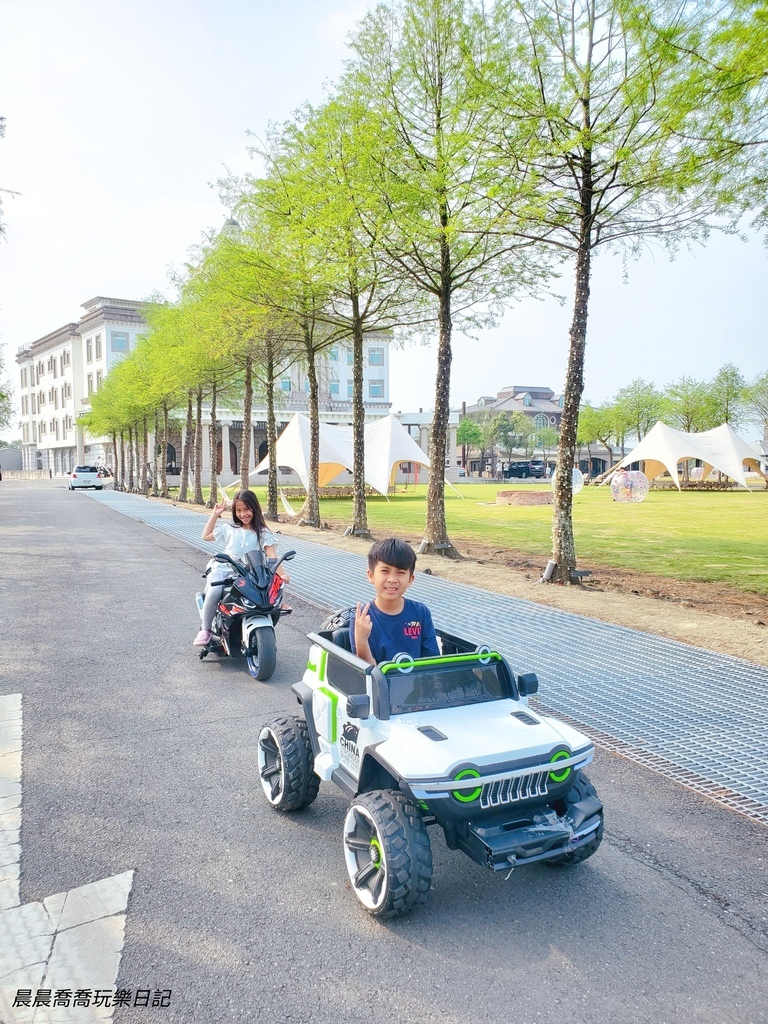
[258,716,320,812]
[343,790,432,918]
[545,772,604,868]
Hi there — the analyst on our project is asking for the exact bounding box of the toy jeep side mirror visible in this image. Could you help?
[517,672,539,697]
[346,693,371,719]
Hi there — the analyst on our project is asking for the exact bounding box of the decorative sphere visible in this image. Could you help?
[551,468,584,494]
[611,469,649,502]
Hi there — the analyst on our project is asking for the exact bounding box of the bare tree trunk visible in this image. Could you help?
[350,295,370,538]
[160,402,169,498]
[265,346,279,521]
[240,352,253,492]
[179,392,193,502]
[110,432,118,487]
[420,230,459,558]
[193,387,205,505]
[207,381,219,508]
[304,327,321,528]
[141,416,149,496]
[119,431,126,491]
[551,185,592,581]
[127,425,135,492]
[151,410,160,497]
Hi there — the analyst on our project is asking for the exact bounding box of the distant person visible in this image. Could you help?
[351,537,439,665]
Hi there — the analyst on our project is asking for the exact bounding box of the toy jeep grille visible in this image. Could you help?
[481,770,549,809]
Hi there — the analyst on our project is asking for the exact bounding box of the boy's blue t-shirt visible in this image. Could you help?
[350,598,439,664]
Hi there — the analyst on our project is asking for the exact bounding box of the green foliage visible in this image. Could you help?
[0,345,12,431]
[456,417,483,448]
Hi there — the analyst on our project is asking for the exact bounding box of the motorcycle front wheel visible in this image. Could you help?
[246,626,277,681]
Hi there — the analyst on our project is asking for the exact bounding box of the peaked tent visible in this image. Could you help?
[253,413,354,489]
[253,412,430,495]
[604,421,766,490]
[363,414,431,495]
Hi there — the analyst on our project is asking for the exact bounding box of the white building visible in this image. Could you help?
[15,298,405,482]
[16,297,147,473]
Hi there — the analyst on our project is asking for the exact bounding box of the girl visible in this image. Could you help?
[193,489,290,646]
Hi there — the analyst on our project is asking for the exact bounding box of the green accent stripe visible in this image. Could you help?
[307,661,317,673]
[317,686,339,742]
[380,652,502,674]
[318,648,328,683]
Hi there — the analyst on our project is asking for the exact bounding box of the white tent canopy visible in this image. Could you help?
[253,413,431,495]
[604,421,766,490]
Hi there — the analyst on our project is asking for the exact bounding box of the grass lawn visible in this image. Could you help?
[243,482,768,596]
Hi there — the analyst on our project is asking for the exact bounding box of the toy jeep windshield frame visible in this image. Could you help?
[304,625,538,723]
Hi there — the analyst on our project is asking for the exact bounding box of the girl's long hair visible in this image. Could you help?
[231,490,268,536]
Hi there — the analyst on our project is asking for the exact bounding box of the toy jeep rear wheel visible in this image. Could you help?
[258,716,319,811]
[343,790,432,918]
[545,772,603,868]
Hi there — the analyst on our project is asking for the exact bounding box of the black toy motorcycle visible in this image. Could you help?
[195,548,296,681]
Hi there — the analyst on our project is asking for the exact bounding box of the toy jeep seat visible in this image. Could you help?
[318,606,485,659]
[318,607,354,652]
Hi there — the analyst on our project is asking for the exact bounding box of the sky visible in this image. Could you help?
[1,0,766,442]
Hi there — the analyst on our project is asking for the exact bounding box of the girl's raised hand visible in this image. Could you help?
[213,499,228,516]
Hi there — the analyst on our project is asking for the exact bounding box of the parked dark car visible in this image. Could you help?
[505,460,546,479]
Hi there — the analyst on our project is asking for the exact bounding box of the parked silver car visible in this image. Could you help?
[68,465,104,490]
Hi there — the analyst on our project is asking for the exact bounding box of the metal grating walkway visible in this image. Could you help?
[86,490,768,826]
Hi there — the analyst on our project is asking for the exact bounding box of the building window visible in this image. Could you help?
[369,347,384,366]
[533,414,547,431]
[330,380,340,396]
[87,373,94,395]
[95,334,102,359]
[111,331,128,352]
[65,382,72,399]
[38,391,45,406]
[328,347,339,361]
[303,380,310,393]
[347,379,353,398]
[54,419,60,440]
[96,370,103,390]
[63,349,70,367]
[53,390,59,410]
[346,350,354,365]
[31,394,36,413]
[280,379,291,392]
[369,379,384,399]
[86,338,93,362]
[32,422,37,442]
[21,396,27,415]
[47,356,54,372]
[558,395,564,408]
[20,368,27,388]
[37,361,45,378]
[523,394,532,407]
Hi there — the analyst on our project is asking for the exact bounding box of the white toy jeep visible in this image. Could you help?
[257,611,603,918]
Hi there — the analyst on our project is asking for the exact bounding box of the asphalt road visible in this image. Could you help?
[1,481,767,1024]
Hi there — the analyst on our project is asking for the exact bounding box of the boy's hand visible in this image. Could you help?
[354,601,373,653]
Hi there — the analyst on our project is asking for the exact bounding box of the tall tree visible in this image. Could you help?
[347,0,554,556]
[0,346,13,431]
[709,362,747,427]
[614,379,664,443]
[746,370,768,443]
[491,0,756,581]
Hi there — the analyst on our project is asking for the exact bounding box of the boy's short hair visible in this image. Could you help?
[367,537,416,575]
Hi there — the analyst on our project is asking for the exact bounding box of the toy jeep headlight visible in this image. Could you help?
[548,749,572,785]
[452,767,482,803]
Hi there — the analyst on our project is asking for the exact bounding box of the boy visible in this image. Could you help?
[351,537,439,666]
